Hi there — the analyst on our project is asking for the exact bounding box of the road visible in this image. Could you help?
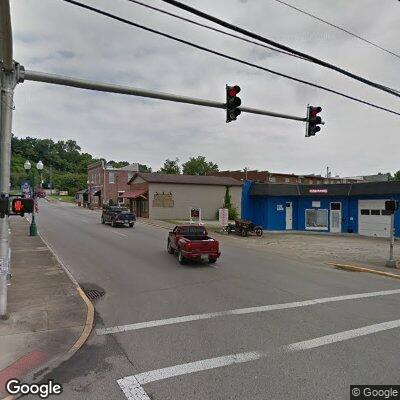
[31,200,400,399]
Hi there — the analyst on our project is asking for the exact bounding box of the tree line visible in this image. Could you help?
[11,136,150,195]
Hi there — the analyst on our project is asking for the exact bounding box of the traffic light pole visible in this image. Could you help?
[22,70,308,123]
[29,170,37,236]
[0,0,15,319]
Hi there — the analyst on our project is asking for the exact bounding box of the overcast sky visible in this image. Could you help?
[10,0,400,176]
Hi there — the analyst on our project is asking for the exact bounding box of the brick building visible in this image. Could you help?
[207,170,361,185]
[87,160,140,206]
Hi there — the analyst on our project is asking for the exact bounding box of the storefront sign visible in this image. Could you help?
[219,208,228,226]
[309,189,328,194]
[153,193,174,208]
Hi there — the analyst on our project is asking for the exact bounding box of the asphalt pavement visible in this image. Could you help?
[28,200,400,400]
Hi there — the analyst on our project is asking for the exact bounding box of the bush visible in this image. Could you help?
[228,206,238,220]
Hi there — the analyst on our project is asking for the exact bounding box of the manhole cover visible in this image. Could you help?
[84,288,105,301]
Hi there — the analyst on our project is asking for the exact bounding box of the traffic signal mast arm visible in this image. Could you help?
[22,69,307,123]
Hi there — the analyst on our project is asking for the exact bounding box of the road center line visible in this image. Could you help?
[111,231,128,238]
[117,318,400,399]
[97,288,400,335]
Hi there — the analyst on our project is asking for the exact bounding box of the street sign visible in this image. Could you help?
[219,208,228,227]
[189,207,202,224]
[21,180,31,198]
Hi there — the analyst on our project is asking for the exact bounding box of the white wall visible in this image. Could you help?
[148,183,242,220]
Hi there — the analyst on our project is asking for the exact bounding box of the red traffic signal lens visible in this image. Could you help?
[309,106,322,117]
[13,200,23,212]
[227,85,241,97]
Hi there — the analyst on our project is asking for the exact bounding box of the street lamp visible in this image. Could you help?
[24,160,44,236]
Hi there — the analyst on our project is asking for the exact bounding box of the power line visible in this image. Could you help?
[272,0,400,60]
[159,0,400,99]
[125,0,307,61]
[128,0,400,98]
[60,0,400,117]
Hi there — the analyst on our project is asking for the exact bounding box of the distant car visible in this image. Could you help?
[35,189,46,198]
[101,206,136,227]
[167,224,221,265]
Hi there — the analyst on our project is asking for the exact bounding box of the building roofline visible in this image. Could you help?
[249,181,400,197]
[128,172,242,186]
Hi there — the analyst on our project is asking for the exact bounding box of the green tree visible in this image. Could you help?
[182,156,218,175]
[139,164,152,173]
[223,186,238,220]
[159,158,181,174]
[394,171,400,181]
[107,160,130,168]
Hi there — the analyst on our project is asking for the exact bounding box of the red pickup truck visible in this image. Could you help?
[167,224,221,265]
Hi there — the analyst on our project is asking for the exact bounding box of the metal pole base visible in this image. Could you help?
[386,260,398,268]
[29,222,38,236]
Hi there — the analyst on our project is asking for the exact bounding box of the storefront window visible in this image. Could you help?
[306,209,328,230]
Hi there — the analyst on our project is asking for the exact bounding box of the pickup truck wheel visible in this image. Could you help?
[255,228,263,237]
[208,259,217,264]
[111,220,116,227]
[129,222,134,228]
[167,240,174,254]
[178,250,186,265]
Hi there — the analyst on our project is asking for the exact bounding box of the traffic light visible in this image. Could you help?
[226,85,241,123]
[0,197,9,218]
[11,198,34,215]
[306,105,323,137]
[385,200,399,213]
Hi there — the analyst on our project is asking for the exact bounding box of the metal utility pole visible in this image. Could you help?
[386,213,396,268]
[0,0,15,319]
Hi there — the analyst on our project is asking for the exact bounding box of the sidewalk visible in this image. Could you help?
[0,217,92,399]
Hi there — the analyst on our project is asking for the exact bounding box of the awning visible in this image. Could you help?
[122,188,148,199]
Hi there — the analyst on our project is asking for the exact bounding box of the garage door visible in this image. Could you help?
[358,199,391,238]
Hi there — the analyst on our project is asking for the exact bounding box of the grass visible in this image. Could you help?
[48,194,75,203]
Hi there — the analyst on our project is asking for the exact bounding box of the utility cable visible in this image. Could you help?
[126,0,307,61]
[159,0,400,99]
[272,0,400,60]
[60,0,400,117]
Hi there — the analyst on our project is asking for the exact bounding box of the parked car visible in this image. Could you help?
[227,219,263,237]
[167,224,221,265]
[101,206,136,227]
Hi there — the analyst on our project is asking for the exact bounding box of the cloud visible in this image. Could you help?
[10,0,400,176]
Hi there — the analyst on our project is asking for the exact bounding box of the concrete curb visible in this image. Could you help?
[1,228,94,400]
[329,263,400,280]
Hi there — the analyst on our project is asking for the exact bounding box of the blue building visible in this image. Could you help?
[242,181,400,238]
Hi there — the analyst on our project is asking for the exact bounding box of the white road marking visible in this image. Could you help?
[117,318,400,398]
[286,319,400,351]
[117,375,152,400]
[117,351,266,399]
[97,288,400,335]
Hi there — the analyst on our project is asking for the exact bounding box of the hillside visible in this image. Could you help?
[11,136,150,194]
